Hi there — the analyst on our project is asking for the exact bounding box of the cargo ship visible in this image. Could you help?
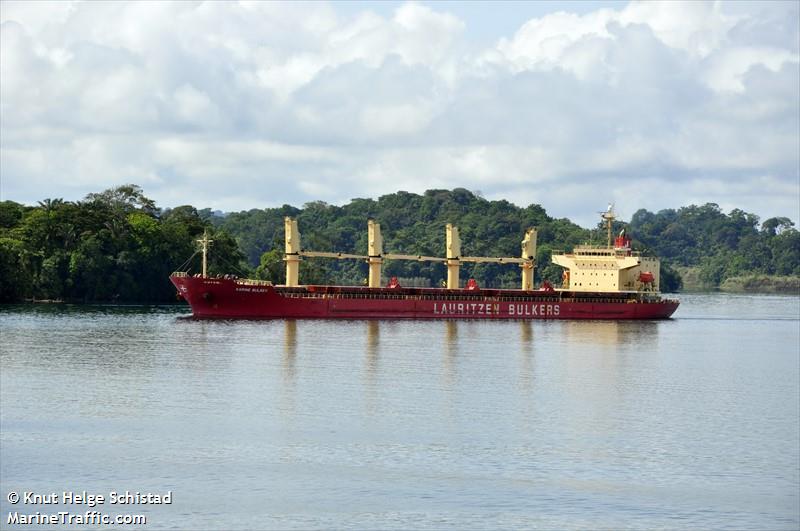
[170,207,678,320]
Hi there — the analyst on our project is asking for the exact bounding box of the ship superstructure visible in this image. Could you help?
[552,206,660,293]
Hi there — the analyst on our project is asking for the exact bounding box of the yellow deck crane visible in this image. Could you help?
[283,217,537,290]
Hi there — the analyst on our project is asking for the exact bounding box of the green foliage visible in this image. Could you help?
[629,203,800,287]
[220,192,796,291]
[84,184,157,215]
[659,262,683,293]
[0,237,33,301]
[220,188,588,288]
[254,249,283,283]
[0,201,25,229]
[2,185,795,302]
[0,187,247,303]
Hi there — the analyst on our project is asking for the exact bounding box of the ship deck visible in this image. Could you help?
[274,284,666,304]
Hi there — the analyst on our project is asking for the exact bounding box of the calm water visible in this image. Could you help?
[1,294,798,530]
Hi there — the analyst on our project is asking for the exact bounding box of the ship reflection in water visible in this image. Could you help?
[283,319,297,379]
[559,319,660,345]
[519,321,534,392]
[277,318,663,423]
[366,320,379,374]
[279,319,661,363]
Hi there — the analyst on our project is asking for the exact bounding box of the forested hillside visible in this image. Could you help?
[1,185,797,302]
[0,185,244,303]
[628,204,799,286]
[216,188,593,289]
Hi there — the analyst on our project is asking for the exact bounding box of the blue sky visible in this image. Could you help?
[1,0,798,227]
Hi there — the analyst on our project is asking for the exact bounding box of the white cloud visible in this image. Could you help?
[1,0,797,227]
[704,46,799,93]
[619,0,738,57]
[495,9,616,78]
[360,102,436,136]
[172,84,222,128]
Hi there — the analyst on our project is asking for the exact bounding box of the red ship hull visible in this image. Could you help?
[171,275,679,320]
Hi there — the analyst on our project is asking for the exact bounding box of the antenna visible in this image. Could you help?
[597,203,616,248]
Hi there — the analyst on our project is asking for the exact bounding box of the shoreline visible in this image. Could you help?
[717,275,800,295]
[673,267,800,295]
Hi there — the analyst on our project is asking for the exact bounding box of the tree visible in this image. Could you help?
[0,201,25,229]
[0,238,32,301]
[255,249,284,283]
[660,262,683,292]
[761,217,795,236]
[84,184,157,215]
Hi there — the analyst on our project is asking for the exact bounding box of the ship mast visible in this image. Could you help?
[197,230,213,278]
[601,204,616,248]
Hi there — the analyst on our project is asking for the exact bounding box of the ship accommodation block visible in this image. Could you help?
[552,246,660,292]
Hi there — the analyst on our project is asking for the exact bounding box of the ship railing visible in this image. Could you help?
[551,248,643,257]
[279,290,561,303]
[234,278,273,287]
[172,271,189,277]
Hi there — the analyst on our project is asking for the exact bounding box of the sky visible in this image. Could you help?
[1,1,798,227]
